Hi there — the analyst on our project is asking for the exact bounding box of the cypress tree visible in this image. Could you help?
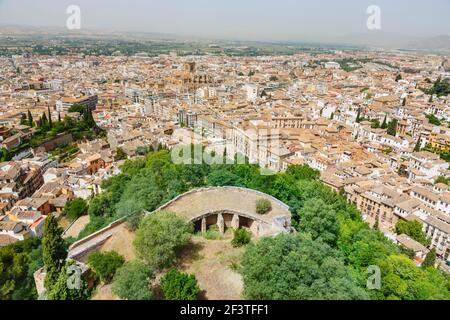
[42,112,48,127]
[58,112,61,122]
[387,119,398,136]
[42,213,67,291]
[373,218,379,231]
[414,137,422,152]
[356,108,361,123]
[381,114,388,129]
[27,110,33,127]
[46,261,90,300]
[48,107,53,128]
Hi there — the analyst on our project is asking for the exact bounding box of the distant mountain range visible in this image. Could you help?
[1,25,449,52]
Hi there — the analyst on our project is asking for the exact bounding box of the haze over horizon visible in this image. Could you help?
[0,0,449,44]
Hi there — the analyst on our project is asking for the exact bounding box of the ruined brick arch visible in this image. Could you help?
[191,209,270,237]
[68,187,293,261]
[150,187,293,237]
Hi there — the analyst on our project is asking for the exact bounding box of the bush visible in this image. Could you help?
[231,228,251,248]
[134,211,193,270]
[160,269,200,300]
[255,198,272,215]
[199,225,223,240]
[112,261,154,300]
[87,251,125,283]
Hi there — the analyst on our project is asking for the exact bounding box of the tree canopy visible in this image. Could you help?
[63,198,88,221]
[73,147,450,301]
[42,214,67,291]
[134,211,193,270]
[87,251,125,283]
[160,269,200,300]
[241,233,369,300]
[112,261,154,300]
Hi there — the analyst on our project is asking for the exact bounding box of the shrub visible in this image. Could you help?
[231,228,251,248]
[87,251,125,283]
[255,198,272,215]
[112,261,154,300]
[200,225,223,240]
[160,269,200,300]
[134,211,193,270]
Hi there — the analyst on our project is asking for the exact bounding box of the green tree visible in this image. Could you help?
[112,261,154,300]
[0,238,42,300]
[27,110,34,127]
[63,198,88,221]
[387,119,398,136]
[115,147,127,161]
[373,218,379,231]
[376,255,449,300]
[87,251,124,283]
[422,248,436,269]
[298,198,339,246]
[285,164,319,180]
[435,176,450,185]
[68,104,86,114]
[356,108,362,123]
[134,211,193,270]
[48,107,53,128]
[426,114,442,126]
[41,112,48,128]
[231,228,252,248]
[241,233,368,300]
[46,261,90,300]
[206,169,244,187]
[381,115,388,129]
[160,269,200,300]
[396,74,402,82]
[414,137,422,152]
[42,214,67,291]
[395,220,430,247]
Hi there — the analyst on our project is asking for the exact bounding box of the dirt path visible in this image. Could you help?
[63,215,90,239]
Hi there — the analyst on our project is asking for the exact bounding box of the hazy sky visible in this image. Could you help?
[0,0,449,41]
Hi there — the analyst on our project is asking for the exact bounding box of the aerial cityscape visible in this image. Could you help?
[0,0,450,306]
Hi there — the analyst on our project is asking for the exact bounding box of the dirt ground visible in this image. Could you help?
[92,283,120,300]
[92,229,244,300]
[63,215,90,239]
[176,232,244,300]
[91,224,136,300]
[99,224,136,262]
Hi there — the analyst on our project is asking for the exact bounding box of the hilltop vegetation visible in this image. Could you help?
[77,148,450,300]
